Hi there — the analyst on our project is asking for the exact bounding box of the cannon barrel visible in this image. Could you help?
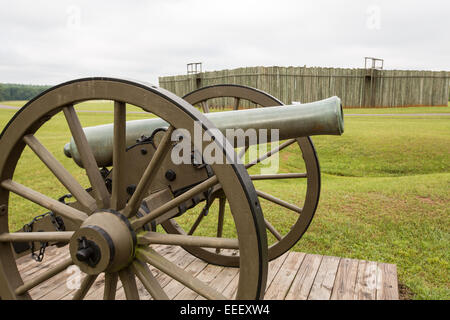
[64,96,344,167]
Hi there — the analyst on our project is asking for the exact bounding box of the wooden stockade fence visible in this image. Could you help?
[159,66,450,109]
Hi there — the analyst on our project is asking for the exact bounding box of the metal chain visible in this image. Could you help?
[50,213,66,232]
[22,185,95,262]
[23,212,49,262]
[200,189,213,217]
[22,210,66,262]
[31,239,48,262]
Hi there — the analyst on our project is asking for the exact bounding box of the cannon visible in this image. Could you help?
[0,78,343,300]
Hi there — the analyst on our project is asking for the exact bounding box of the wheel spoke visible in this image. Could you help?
[188,211,206,235]
[137,231,239,249]
[15,257,73,295]
[130,175,218,230]
[201,101,210,113]
[233,97,240,110]
[0,231,74,243]
[123,126,174,218]
[63,105,110,209]
[1,179,88,224]
[245,138,296,169]
[23,134,97,213]
[111,101,127,211]
[103,272,118,300]
[131,260,169,300]
[118,267,140,300]
[250,173,307,180]
[72,274,98,300]
[264,218,283,241]
[256,189,303,214]
[215,197,226,254]
[237,144,249,160]
[136,247,226,300]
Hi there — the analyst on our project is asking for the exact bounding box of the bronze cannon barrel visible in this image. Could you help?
[64,96,344,167]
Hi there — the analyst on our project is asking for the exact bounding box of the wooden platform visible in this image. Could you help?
[16,245,399,300]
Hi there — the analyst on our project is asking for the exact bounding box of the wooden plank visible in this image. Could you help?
[217,251,291,300]
[16,241,399,300]
[45,270,88,300]
[213,249,247,299]
[21,251,70,283]
[45,245,148,300]
[196,266,239,300]
[266,252,289,290]
[86,245,181,300]
[18,245,65,275]
[222,270,239,299]
[353,260,377,300]
[25,249,72,299]
[118,267,140,300]
[83,273,106,300]
[175,264,223,300]
[308,255,340,300]
[30,263,74,300]
[89,253,177,300]
[163,258,208,299]
[150,247,197,290]
[330,258,359,300]
[285,254,322,300]
[133,274,153,300]
[264,252,305,300]
[376,263,399,300]
[16,253,42,272]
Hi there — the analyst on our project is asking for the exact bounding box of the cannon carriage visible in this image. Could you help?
[0,78,343,300]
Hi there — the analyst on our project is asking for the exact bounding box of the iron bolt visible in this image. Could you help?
[127,184,137,196]
[76,237,101,267]
[165,170,176,182]
[76,246,95,262]
[0,205,6,216]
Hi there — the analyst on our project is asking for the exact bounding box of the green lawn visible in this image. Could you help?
[178,115,450,300]
[0,100,145,113]
[344,105,450,114]
[0,103,448,300]
[0,101,25,108]
[2,100,450,114]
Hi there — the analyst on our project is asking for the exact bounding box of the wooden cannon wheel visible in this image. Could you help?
[162,84,321,266]
[0,78,268,300]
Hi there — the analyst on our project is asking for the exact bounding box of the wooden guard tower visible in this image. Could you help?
[364,57,384,107]
[187,62,203,89]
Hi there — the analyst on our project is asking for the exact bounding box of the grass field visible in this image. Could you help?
[2,100,450,114]
[344,105,450,114]
[0,100,449,300]
[0,100,145,112]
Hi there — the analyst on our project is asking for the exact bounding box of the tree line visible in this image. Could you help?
[0,83,51,101]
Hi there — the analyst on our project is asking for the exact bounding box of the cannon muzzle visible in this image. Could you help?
[64,96,344,167]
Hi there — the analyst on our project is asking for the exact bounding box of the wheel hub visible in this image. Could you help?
[75,237,101,267]
[69,210,136,275]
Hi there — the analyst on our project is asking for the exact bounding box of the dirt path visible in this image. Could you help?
[0,104,20,110]
[346,113,450,117]
[1,104,449,116]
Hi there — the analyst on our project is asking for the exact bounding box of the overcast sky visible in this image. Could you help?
[0,0,449,85]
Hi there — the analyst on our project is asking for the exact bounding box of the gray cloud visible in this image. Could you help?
[0,0,448,85]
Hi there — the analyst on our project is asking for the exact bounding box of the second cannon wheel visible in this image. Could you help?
[162,84,321,266]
